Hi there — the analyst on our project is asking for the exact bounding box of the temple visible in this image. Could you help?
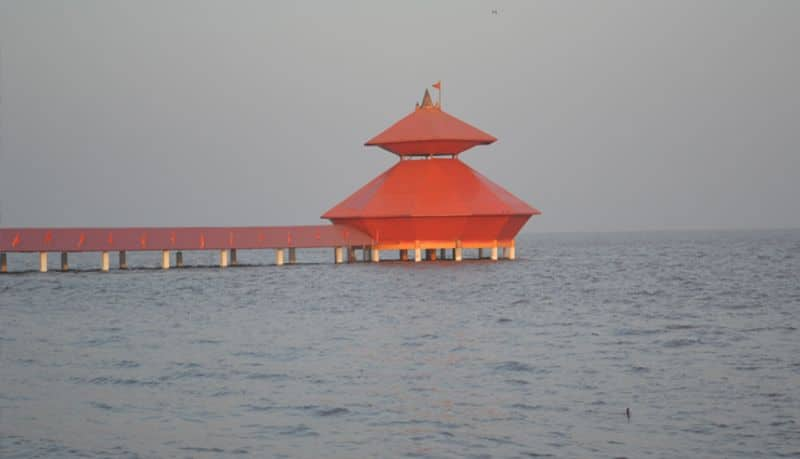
[323,87,540,262]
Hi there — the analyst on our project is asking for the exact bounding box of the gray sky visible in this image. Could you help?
[1,1,798,233]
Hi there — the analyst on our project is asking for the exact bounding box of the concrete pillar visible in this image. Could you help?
[288,248,297,264]
[0,253,7,273]
[414,247,422,263]
[347,246,356,263]
[400,249,409,261]
[490,243,498,261]
[219,249,229,268]
[101,251,110,272]
[119,251,128,270]
[61,252,69,272]
[371,247,380,263]
[161,250,170,269]
[275,249,284,266]
[508,240,516,260]
[230,249,238,266]
[176,251,184,268]
[39,252,48,273]
[478,248,484,259]
[335,247,344,264]
[455,249,463,263]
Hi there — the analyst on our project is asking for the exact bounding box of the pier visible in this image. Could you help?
[0,225,518,273]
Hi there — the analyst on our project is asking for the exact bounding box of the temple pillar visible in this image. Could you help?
[288,248,296,264]
[230,249,238,266]
[219,249,229,268]
[275,249,284,266]
[60,252,69,272]
[39,252,48,273]
[119,251,128,270]
[371,247,380,263]
[176,251,184,268]
[414,241,422,263]
[161,250,170,269]
[455,240,463,262]
[507,240,516,260]
[101,251,110,272]
[490,242,498,261]
[335,247,344,264]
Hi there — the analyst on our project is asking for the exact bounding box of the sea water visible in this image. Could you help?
[1,230,799,458]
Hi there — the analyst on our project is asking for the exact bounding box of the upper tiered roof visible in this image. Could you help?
[365,89,497,157]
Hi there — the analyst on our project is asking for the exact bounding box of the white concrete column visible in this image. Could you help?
[508,240,516,260]
[490,242,498,261]
[371,247,380,263]
[161,250,170,269]
[230,249,238,266]
[335,247,344,264]
[0,253,7,273]
[61,252,69,272]
[176,251,184,268]
[219,249,229,268]
[39,252,48,273]
[275,248,284,266]
[119,251,128,270]
[288,248,297,264]
[101,251,110,272]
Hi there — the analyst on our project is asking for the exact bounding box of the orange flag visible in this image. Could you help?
[432,81,441,89]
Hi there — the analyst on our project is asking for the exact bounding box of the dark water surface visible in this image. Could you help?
[2,230,799,458]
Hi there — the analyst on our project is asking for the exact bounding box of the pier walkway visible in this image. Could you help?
[0,225,373,272]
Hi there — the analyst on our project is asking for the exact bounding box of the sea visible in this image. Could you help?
[1,229,799,458]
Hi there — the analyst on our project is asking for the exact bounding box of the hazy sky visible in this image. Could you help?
[1,1,798,232]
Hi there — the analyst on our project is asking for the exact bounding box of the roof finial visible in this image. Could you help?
[420,89,434,108]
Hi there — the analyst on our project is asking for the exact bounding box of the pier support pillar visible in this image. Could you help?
[101,251,110,272]
[478,248,484,259]
[491,243,498,261]
[288,248,296,264]
[0,253,6,273]
[275,249,284,266]
[161,250,170,269]
[335,247,344,264]
[61,252,69,272]
[176,251,184,268]
[414,246,422,263]
[347,246,356,263]
[507,240,516,260]
[219,249,229,268]
[39,252,48,273]
[400,249,409,261]
[230,248,238,266]
[119,251,128,270]
[371,247,380,263]
[455,240,463,262]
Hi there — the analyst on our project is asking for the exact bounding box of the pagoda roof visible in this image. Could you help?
[365,90,497,156]
[322,158,540,219]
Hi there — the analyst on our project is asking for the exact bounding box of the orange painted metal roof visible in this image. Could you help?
[322,158,540,219]
[0,225,372,253]
[365,90,496,156]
